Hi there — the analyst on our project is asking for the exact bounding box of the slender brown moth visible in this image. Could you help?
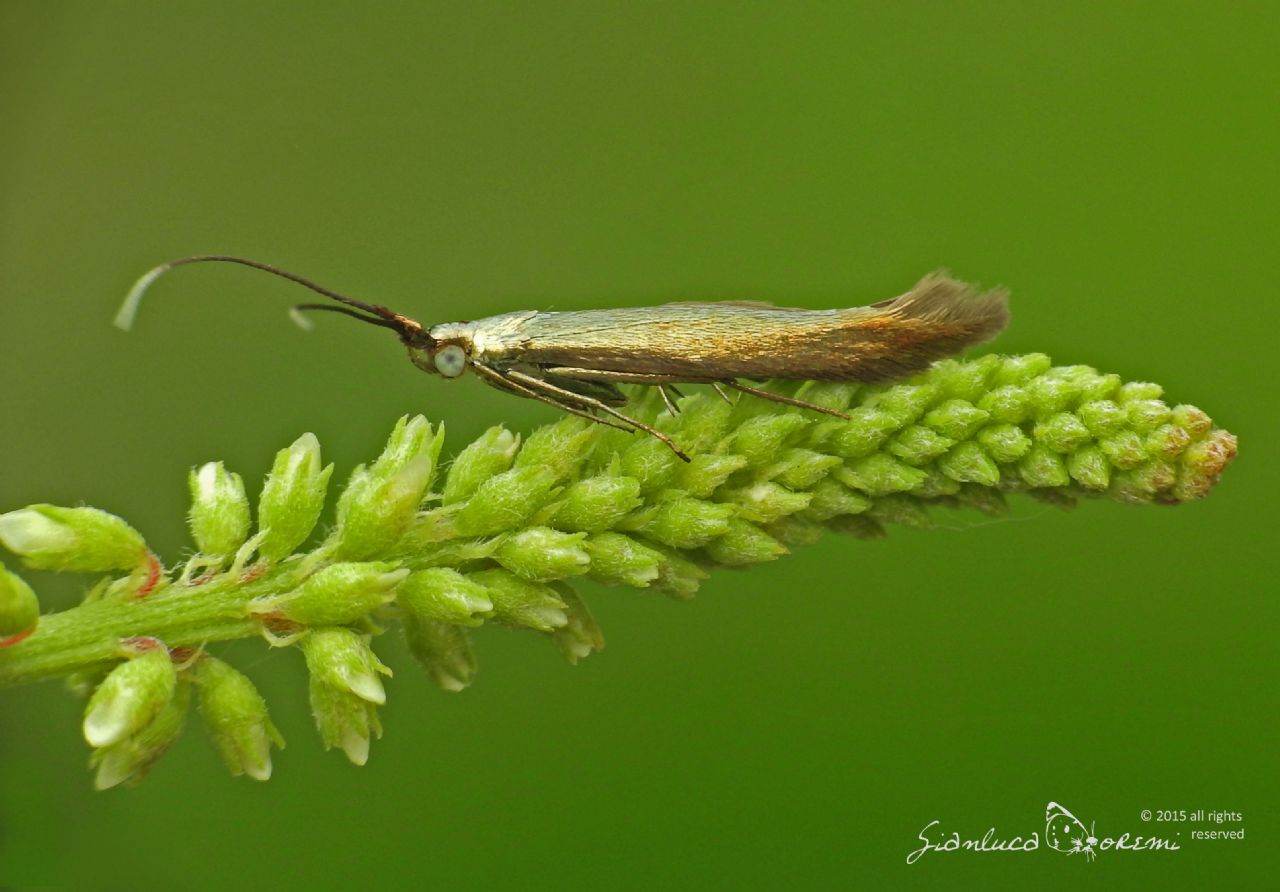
[117,256,1009,460]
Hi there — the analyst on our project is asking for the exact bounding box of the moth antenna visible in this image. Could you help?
[289,302,405,332]
[115,254,401,332]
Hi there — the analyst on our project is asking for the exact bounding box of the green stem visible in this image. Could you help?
[0,569,291,686]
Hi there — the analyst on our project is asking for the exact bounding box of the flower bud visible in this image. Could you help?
[1033,413,1092,452]
[923,399,990,440]
[442,426,519,505]
[888,426,954,464]
[625,496,732,550]
[469,568,567,632]
[0,505,146,573]
[494,528,590,581]
[764,515,826,547]
[550,475,643,532]
[836,454,927,496]
[187,462,251,561]
[703,519,786,566]
[937,441,1001,487]
[868,494,934,530]
[976,423,1033,463]
[990,353,1051,386]
[0,564,39,642]
[829,408,898,459]
[402,614,477,691]
[301,627,392,705]
[196,657,283,781]
[1067,445,1110,490]
[677,454,749,498]
[802,477,872,522]
[653,547,708,600]
[1018,444,1071,488]
[551,586,604,665]
[931,355,1000,401]
[83,647,177,748]
[514,416,597,481]
[618,435,684,494]
[584,532,665,587]
[729,413,808,465]
[977,385,1032,424]
[92,679,190,790]
[451,466,558,537]
[257,432,333,562]
[308,671,382,766]
[335,416,441,559]
[721,482,811,525]
[1099,430,1147,469]
[398,568,493,626]
[249,562,407,626]
[869,383,938,427]
[670,393,735,453]
[764,448,840,491]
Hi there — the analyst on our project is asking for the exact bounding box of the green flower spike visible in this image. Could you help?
[0,354,1237,787]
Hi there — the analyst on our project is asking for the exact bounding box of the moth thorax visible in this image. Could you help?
[434,344,467,378]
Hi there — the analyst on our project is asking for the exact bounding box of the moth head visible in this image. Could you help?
[403,332,468,379]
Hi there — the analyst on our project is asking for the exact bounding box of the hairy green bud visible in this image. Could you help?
[250,562,407,626]
[470,568,567,632]
[92,680,190,790]
[258,432,333,562]
[398,567,493,626]
[0,505,146,573]
[196,657,283,781]
[187,461,251,562]
[83,647,177,748]
[495,527,590,581]
[0,564,39,641]
[442,426,519,505]
[402,615,477,692]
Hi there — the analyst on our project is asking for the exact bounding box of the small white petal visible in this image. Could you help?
[340,727,370,766]
[345,670,386,705]
[84,701,132,748]
[0,510,75,555]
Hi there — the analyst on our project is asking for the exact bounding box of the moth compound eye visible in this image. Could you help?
[434,344,467,378]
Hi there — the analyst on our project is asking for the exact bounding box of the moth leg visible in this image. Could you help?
[504,369,690,462]
[471,362,634,433]
[711,382,734,405]
[723,380,850,419]
[540,367,697,385]
[657,384,680,416]
[542,373,629,406]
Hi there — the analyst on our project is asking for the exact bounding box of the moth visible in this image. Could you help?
[1045,801,1099,861]
[117,256,1009,460]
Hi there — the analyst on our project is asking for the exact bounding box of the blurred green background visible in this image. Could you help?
[1,2,1273,889]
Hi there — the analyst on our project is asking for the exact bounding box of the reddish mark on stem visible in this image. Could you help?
[135,552,162,599]
[239,564,267,584]
[169,646,199,664]
[0,627,36,648]
[121,635,166,654]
